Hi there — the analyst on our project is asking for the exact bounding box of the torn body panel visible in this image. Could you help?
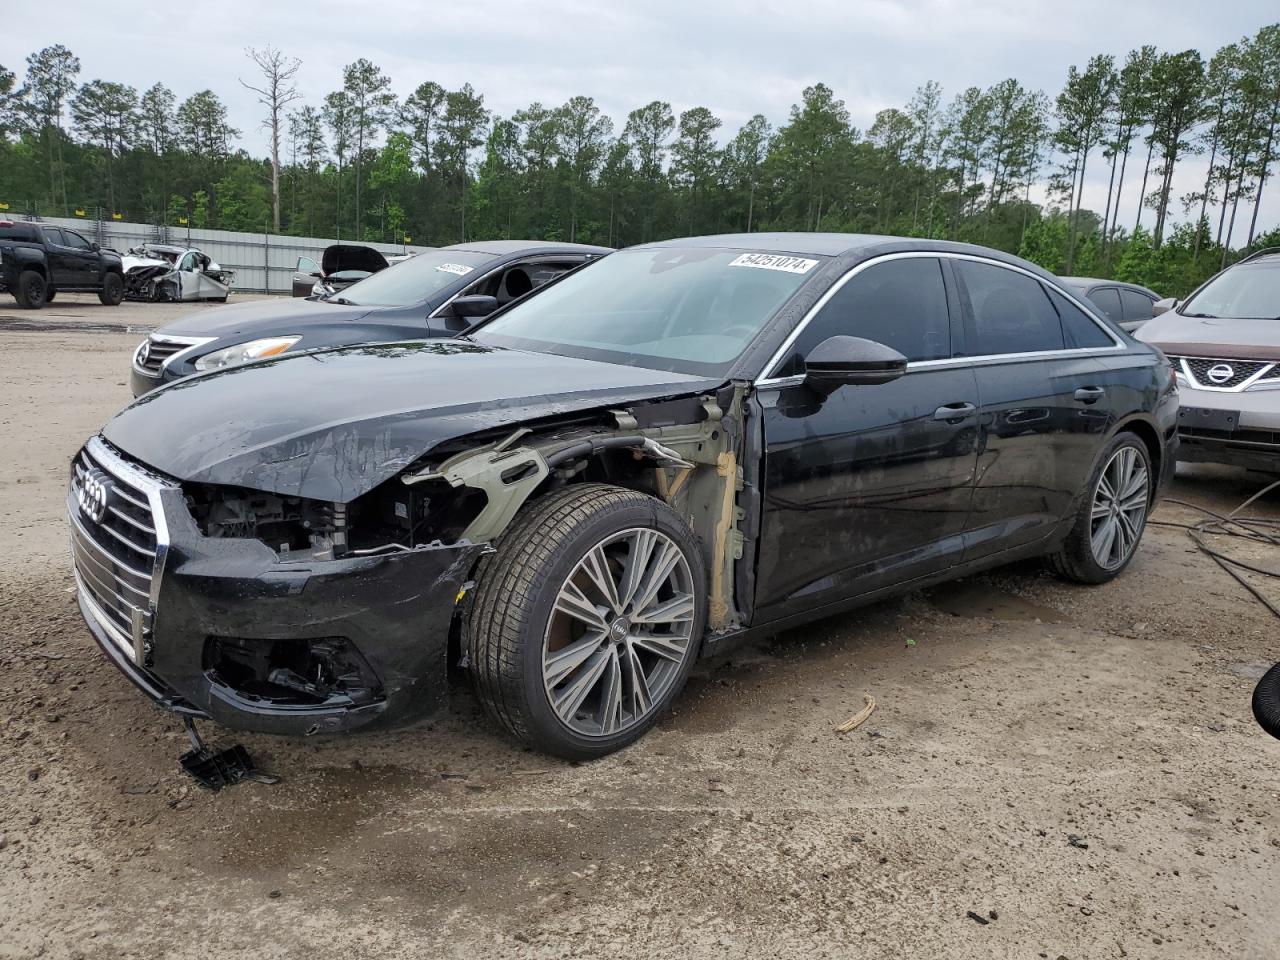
[400,382,752,636]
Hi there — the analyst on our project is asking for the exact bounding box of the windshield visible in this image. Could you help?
[1180,262,1280,320]
[338,250,495,306]
[471,247,823,375]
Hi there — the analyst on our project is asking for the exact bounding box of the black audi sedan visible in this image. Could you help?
[129,239,609,395]
[72,233,1177,759]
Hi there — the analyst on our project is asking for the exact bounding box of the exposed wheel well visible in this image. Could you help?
[21,264,47,279]
[1116,419,1161,498]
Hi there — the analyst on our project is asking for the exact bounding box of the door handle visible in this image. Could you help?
[1074,386,1105,404]
[933,402,976,421]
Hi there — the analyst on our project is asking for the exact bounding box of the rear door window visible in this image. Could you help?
[1049,288,1115,348]
[61,229,92,250]
[953,260,1065,355]
[1119,288,1154,323]
[1086,287,1123,325]
[773,256,952,376]
[42,227,67,246]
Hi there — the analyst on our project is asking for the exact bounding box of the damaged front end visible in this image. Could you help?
[70,436,488,736]
[122,245,235,302]
[71,375,752,739]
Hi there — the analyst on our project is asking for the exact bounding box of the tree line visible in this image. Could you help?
[1,26,1278,297]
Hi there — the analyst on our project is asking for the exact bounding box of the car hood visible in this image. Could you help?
[155,296,377,339]
[322,244,388,275]
[103,340,721,502]
[1138,313,1280,361]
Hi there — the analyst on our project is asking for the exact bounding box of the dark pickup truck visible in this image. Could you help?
[0,220,125,308]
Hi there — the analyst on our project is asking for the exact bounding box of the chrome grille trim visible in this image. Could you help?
[68,436,173,664]
[133,333,215,377]
[1173,355,1277,393]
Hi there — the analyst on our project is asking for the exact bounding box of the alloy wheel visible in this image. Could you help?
[543,527,696,738]
[1089,445,1150,570]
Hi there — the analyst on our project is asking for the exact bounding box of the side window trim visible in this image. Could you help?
[758,251,1123,383]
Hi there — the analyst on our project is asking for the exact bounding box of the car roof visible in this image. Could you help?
[1057,277,1159,297]
[1237,247,1280,265]
[444,239,612,256]
[629,232,1055,269]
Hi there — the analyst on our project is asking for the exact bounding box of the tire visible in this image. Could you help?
[45,287,56,303]
[1048,431,1153,584]
[1252,663,1280,741]
[468,483,708,760]
[98,272,124,306]
[14,270,47,309]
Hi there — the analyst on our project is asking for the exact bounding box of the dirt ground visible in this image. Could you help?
[2,304,1278,960]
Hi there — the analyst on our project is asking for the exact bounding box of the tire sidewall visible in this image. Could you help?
[18,271,46,308]
[1075,432,1153,580]
[516,497,708,758]
[100,272,124,305]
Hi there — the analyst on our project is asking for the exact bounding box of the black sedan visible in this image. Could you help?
[72,234,1177,760]
[129,240,609,395]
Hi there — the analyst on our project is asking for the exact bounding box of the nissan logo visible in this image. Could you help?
[76,467,114,524]
[1206,363,1235,384]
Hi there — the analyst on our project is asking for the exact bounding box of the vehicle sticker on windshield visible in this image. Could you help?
[729,253,819,274]
[435,262,474,277]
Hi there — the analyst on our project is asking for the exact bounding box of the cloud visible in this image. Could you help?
[8,0,1277,235]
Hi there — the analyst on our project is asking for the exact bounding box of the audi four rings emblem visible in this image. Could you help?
[1206,363,1235,384]
[77,467,114,524]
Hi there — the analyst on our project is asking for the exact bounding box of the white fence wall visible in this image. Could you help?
[31,216,433,294]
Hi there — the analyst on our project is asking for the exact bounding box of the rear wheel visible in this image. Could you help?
[1049,432,1152,584]
[14,270,47,309]
[98,272,124,306]
[468,483,707,759]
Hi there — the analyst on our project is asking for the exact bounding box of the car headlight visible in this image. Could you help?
[311,280,330,298]
[193,336,301,371]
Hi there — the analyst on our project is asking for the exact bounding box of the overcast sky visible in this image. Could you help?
[10,1,1279,240]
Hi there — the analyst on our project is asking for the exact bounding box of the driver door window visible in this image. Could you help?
[773,257,952,377]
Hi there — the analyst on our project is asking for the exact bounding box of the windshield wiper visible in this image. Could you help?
[1181,312,1218,318]
[327,296,356,306]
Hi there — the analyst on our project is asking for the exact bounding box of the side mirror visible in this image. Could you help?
[1152,297,1177,316]
[91,241,100,251]
[803,336,909,394]
[309,271,323,279]
[452,294,500,319]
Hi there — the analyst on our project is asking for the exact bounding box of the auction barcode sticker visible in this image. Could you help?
[435,262,475,276]
[728,253,819,274]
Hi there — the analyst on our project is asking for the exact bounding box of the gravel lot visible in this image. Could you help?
[1,301,1278,959]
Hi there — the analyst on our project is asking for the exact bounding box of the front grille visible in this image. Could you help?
[68,439,166,663]
[1181,356,1274,390]
[135,336,187,375]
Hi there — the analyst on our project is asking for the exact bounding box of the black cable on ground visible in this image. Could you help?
[1149,478,1280,619]
[1148,477,1280,739]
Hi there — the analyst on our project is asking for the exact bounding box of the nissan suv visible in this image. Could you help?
[1139,248,1280,472]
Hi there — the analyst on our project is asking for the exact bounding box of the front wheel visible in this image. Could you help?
[98,272,124,306]
[1049,432,1153,584]
[468,483,707,759]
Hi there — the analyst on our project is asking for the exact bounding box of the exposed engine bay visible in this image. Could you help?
[122,243,235,302]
